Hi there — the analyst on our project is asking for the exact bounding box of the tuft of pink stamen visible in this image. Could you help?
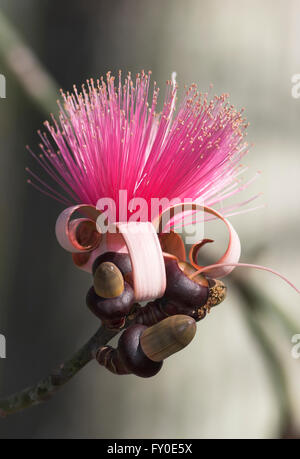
[27,71,251,220]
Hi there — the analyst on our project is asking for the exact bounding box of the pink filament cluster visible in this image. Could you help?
[27,71,250,220]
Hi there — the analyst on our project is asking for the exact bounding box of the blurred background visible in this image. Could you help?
[0,0,299,439]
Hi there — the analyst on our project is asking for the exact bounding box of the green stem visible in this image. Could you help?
[0,325,118,417]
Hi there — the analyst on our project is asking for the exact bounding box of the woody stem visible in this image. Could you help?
[0,325,119,417]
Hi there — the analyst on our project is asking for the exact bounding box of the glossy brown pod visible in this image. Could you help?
[164,258,209,308]
[140,315,196,362]
[92,252,132,276]
[118,324,163,378]
[93,262,124,298]
[86,282,134,328]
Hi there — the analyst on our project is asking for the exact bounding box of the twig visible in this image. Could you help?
[0,324,119,417]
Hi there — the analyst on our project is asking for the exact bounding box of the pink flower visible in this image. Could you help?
[27,71,299,295]
[27,70,253,219]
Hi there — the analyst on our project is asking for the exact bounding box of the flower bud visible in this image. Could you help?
[118,324,163,378]
[165,258,209,308]
[140,315,196,362]
[93,262,124,298]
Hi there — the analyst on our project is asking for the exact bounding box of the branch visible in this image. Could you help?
[0,324,119,417]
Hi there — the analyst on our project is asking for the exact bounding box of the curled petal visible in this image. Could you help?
[55,205,101,253]
[159,231,186,261]
[190,238,214,264]
[105,222,166,302]
[153,203,241,279]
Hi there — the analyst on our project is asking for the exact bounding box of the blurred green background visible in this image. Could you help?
[0,0,299,439]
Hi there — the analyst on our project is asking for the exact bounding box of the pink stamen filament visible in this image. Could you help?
[190,263,300,294]
[28,71,251,219]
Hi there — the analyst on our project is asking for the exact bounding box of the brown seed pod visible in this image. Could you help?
[93,262,124,298]
[140,315,196,362]
[92,252,132,276]
[95,330,162,378]
[96,316,197,377]
[86,282,134,329]
[118,324,163,378]
[164,258,209,308]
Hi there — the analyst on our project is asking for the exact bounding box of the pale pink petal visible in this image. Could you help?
[106,222,166,301]
[153,203,241,278]
[75,221,167,301]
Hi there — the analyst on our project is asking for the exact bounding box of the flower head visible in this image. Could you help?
[27,70,250,220]
[27,71,299,297]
